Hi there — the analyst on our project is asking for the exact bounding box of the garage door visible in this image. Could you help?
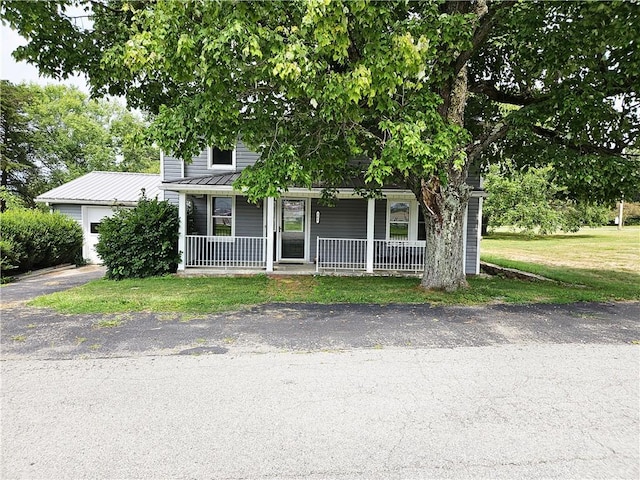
[82,206,117,264]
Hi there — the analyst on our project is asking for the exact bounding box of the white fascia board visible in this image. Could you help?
[284,188,415,199]
[159,184,235,194]
[34,198,139,207]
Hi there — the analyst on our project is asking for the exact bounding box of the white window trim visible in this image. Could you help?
[208,195,236,238]
[386,199,418,241]
[207,147,237,171]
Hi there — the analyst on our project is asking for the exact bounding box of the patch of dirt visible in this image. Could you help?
[264,275,317,299]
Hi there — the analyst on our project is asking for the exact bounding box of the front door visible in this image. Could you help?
[278,199,307,262]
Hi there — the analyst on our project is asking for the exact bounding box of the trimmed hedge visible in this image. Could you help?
[95,197,180,280]
[1,209,83,275]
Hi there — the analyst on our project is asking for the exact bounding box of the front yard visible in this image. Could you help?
[29,226,639,314]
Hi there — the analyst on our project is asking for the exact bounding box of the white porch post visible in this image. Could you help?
[266,197,275,273]
[178,191,187,271]
[462,203,468,274]
[476,197,483,275]
[366,198,375,273]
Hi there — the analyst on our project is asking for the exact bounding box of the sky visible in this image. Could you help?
[1,23,89,92]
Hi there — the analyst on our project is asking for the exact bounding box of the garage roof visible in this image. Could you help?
[36,171,162,206]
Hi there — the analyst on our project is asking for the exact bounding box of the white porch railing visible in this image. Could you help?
[316,238,426,273]
[316,238,368,271]
[185,235,266,268]
[373,239,425,272]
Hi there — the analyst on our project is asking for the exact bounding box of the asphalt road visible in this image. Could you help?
[1,268,639,479]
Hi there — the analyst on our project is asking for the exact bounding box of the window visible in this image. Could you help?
[388,201,410,240]
[387,200,426,241]
[208,147,236,170]
[211,197,234,236]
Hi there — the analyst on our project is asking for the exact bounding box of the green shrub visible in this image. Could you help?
[0,238,19,275]
[95,197,180,280]
[0,209,83,275]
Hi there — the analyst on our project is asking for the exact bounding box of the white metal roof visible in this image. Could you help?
[36,171,162,206]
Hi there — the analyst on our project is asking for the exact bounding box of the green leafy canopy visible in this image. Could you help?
[3,0,638,289]
[0,80,159,208]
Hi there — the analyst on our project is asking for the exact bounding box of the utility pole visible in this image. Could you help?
[617,200,624,230]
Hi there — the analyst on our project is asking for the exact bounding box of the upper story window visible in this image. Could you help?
[208,147,236,171]
[387,200,426,241]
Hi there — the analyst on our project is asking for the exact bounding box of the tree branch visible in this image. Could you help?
[531,125,624,157]
[454,0,517,75]
[469,80,549,106]
[466,121,510,161]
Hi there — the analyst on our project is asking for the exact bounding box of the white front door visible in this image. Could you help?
[82,206,117,264]
[277,198,309,262]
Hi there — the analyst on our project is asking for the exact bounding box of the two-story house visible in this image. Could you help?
[160,141,485,275]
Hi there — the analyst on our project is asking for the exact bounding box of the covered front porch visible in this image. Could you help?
[161,174,483,277]
[181,233,427,274]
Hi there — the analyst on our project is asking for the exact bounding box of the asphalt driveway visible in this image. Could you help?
[1,265,106,305]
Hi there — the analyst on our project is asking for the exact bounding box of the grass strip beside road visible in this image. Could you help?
[28,227,640,315]
[29,268,639,315]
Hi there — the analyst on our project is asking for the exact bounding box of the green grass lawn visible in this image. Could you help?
[30,227,640,316]
[481,226,639,274]
[29,226,639,315]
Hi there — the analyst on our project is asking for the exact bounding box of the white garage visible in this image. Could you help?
[36,172,161,264]
[82,206,120,263]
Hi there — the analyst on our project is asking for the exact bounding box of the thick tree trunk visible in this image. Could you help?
[419,178,470,291]
[416,60,471,291]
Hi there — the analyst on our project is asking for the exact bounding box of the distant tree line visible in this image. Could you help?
[482,162,612,235]
[0,81,159,211]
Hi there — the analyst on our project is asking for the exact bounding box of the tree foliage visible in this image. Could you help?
[0,81,43,211]
[0,81,159,209]
[483,163,610,235]
[3,0,638,290]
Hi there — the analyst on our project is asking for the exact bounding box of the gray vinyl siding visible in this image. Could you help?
[162,141,260,180]
[235,197,263,237]
[164,190,179,206]
[465,197,480,275]
[163,155,183,181]
[184,150,210,177]
[52,204,82,225]
[467,164,481,189]
[236,141,260,170]
[374,199,386,239]
[309,199,368,260]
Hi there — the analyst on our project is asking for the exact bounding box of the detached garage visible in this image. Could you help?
[36,172,161,263]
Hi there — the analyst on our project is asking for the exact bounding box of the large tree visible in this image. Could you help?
[0,81,159,208]
[3,0,637,289]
